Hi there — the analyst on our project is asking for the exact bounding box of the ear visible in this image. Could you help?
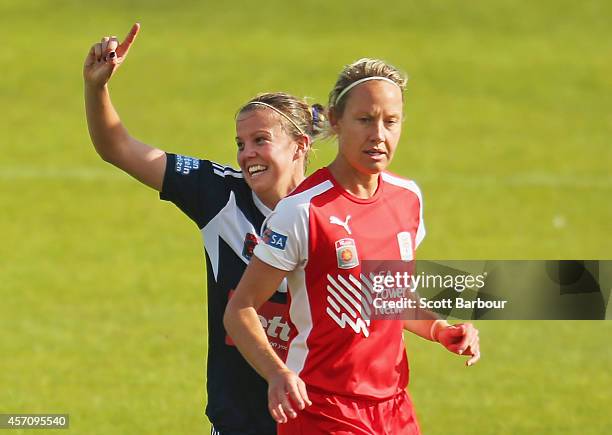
[328,108,340,135]
[293,135,311,161]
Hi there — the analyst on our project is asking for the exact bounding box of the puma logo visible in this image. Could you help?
[329,215,352,235]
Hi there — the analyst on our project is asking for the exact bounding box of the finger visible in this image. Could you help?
[269,401,286,424]
[93,43,102,62]
[463,336,479,356]
[446,334,474,354]
[117,23,140,58]
[107,36,119,53]
[100,36,110,54]
[467,349,481,366]
[446,343,466,354]
[85,44,97,67]
[105,37,119,63]
[279,391,297,419]
[445,325,466,338]
[287,382,305,411]
[268,393,287,424]
[456,325,476,354]
[297,380,312,407]
[271,404,287,424]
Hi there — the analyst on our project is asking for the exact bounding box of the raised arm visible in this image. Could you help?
[224,257,311,424]
[84,23,166,191]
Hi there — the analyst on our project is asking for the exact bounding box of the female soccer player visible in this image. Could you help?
[224,58,481,434]
[84,23,325,435]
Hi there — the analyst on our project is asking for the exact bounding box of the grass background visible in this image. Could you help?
[1,0,610,433]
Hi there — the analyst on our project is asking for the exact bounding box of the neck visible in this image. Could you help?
[258,174,305,210]
[328,158,379,199]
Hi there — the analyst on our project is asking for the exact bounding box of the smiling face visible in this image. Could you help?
[331,80,403,177]
[235,108,307,208]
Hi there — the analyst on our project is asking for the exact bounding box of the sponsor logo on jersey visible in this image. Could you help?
[329,215,352,235]
[397,231,413,261]
[226,289,290,360]
[263,228,288,250]
[325,273,374,337]
[242,232,258,260]
[174,155,200,175]
[335,238,359,269]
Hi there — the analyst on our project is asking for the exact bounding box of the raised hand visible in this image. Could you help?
[83,23,140,88]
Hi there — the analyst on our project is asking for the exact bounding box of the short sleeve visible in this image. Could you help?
[253,198,309,272]
[160,153,242,228]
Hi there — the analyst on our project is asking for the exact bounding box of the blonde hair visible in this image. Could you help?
[328,58,408,118]
[237,92,327,171]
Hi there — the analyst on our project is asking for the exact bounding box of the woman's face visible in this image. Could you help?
[235,108,306,205]
[332,80,403,176]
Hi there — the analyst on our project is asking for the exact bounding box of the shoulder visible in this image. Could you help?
[167,153,243,179]
[382,171,423,202]
[276,168,335,215]
[169,153,249,191]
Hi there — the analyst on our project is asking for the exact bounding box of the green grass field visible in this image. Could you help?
[1,0,611,433]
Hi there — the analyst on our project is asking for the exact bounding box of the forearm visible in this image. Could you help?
[224,305,288,381]
[84,82,165,190]
[404,318,450,341]
[84,83,131,164]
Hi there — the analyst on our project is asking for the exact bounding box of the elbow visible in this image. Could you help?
[90,138,122,165]
[98,149,118,165]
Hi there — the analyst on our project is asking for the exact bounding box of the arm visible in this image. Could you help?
[83,23,166,191]
[223,257,311,423]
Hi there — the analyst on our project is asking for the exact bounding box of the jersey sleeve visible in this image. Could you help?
[253,198,309,272]
[159,153,241,229]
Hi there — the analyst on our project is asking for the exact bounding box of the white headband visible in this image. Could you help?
[242,101,306,136]
[335,76,401,105]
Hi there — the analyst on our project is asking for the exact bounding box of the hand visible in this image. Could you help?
[267,369,312,424]
[437,323,481,366]
[83,23,140,88]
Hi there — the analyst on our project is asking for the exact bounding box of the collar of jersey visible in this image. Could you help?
[323,167,384,204]
[251,191,273,216]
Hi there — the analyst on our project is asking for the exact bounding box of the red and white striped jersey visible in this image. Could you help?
[254,167,425,400]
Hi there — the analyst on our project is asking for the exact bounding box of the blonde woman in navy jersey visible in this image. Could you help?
[225,58,481,434]
[84,24,326,435]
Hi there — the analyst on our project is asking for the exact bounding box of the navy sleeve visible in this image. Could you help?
[160,153,243,229]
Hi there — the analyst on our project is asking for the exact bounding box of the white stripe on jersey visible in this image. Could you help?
[201,191,260,280]
[326,274,371,337]
[338,274,372,318]
[286,268,312,375]
[357,273,375,307]
[213,168,244,178]
[211,162,241,172]
[211,162,244,179]
[327,274,364,317]
[381,172,426,248]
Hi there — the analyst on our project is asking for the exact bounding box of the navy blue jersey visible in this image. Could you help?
[160,153,287,435]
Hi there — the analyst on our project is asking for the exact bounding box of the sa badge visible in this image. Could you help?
[335,238,359,269]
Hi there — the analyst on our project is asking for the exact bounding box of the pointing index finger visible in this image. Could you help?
[116,23,140,57]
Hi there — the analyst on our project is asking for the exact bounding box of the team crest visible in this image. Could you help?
[335,238,359,269]
[242,232,258,260]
